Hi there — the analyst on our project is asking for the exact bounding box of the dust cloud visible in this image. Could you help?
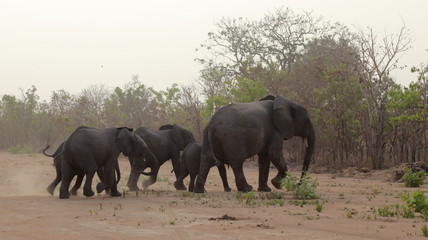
[0,153,51,197]
[1,170,47,197]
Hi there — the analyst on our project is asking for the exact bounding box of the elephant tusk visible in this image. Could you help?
[303,138,308,148]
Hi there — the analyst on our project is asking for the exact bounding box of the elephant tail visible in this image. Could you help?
[206,130,221,167]
[42,145,55,157]
[43,141,66,158]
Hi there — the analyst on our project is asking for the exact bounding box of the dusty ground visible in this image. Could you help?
[1,151,427,240]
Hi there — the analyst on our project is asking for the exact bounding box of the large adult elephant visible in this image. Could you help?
[173,142,231,192]
[55,126,158,199]
[194,95,316,193]
[127,124,195,191]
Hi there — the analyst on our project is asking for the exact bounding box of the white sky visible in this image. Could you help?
[1,0,427,100]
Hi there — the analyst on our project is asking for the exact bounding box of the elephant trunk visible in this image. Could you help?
[141,167,155,176]
[141,150,160,189]
[301,122,316,177]
[127,167,140,190]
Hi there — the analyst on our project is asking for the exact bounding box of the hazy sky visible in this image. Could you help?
[1,0,427,100]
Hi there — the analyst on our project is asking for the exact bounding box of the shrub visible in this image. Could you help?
[281,173,319,199]
[7,144,34,154]
[422,225,428,237]
[403,167,426,187]
[402,190,428,219]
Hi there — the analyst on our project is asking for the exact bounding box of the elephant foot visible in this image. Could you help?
[69,189,78,195]
[127,184,140,192]
[224,186,232,192]
[239,184,253,193]
[59,192,70,199]
[193,187,205,193]
[110,191,122,197]
[96,182,106,194]
[83,189,95,197]
[174,181,187,191]
[142,179,154,190]
[47,185,55,195]
[258,186,272,192]
[271,176,283,189]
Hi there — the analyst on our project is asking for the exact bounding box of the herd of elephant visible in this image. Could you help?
[43,95,316,199]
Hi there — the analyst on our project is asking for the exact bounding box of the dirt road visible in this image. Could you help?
[0,152,426,239]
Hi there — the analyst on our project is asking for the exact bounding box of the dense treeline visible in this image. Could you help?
[1,8,427,170]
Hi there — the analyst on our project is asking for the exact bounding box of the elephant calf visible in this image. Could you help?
[174,142,231,192]
[127,124,195,191]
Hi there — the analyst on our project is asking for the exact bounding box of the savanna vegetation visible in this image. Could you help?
[1,8,426,170]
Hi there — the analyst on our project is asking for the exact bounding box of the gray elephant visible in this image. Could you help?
[127,124,195,191]
[54,126,158,199]
[43,142,118,196]
[173,142,231,192]
[194,95,316,193]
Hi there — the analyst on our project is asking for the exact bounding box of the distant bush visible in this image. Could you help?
[403,167,426,187]
[7,145,34,154]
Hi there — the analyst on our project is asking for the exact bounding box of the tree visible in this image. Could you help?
[104,75,158,128]
[387,64,428,163]
[355,26,412,169]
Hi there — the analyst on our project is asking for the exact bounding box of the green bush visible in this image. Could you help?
[281,173,319,199]
[375,204,414,218]
[402,190,428,219]
[403,167,426,187]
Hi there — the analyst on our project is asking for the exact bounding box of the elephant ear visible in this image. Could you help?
[272,96,295,139]
[171,124,186,150]
[134,134,159,170]
[259,95,275,101]
[117,128,133,157]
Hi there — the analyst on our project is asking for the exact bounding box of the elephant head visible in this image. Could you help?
[159,124,195,150]
[117,128,159,176]
[262,95,316,174]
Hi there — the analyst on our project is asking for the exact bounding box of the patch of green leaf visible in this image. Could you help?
[7,144,34,154]
[403,167,426,187]
[401,190,428,220]
[281,173,319,199]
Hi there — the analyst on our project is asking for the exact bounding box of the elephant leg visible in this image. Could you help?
[174,165,188,191]
[47,158,62,195]
[59,161,73,199]
[104,167,121,197]
[194,166,211,193]
[174,174,188,191]
[171,156,181,180]
[83,170,96,197]
[96,168,111,194]
[257,153,272,192]
[270,154,288,189]
[70,173,84,195]
[188,173,196,192]
[217,164,231,192]
[230,161,253,193]
[47,179,60,195]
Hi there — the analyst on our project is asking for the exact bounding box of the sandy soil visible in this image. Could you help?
[0,151,427,240]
